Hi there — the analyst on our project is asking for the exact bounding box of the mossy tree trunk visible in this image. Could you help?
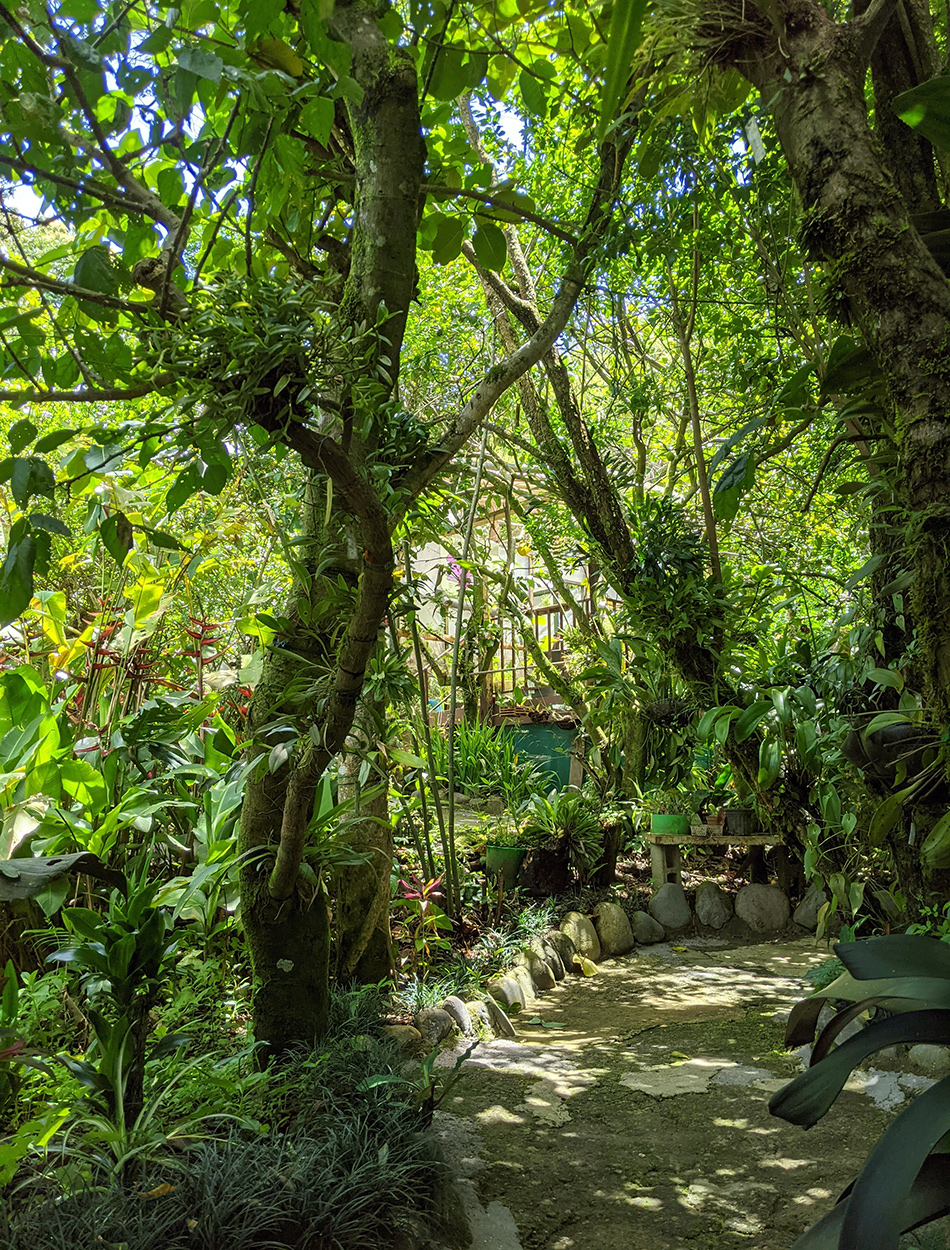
[236,2,642,1053]
[237,0,421,1055]
[703,0,950,897]
[336,702,394,984]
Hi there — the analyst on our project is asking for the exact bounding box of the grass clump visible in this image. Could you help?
[1,985,449,1250]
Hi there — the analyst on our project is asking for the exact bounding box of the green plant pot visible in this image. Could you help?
[485,845,527,889]
[649,813,690,837]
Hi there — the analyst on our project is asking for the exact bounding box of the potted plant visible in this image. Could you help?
[517,789,601,892]
[639,788,697,838]
[484,825,527,890]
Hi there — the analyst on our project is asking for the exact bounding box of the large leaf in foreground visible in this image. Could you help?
[791,1153,950,1249]
[841,1075,950,1249]
[836,933,950,981]
[770,1010,950,1127]
[0,853,125,900]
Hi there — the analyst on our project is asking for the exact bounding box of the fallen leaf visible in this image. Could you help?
[142,1182,176,1199]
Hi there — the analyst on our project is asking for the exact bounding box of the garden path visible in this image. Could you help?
[433,936,937,1250]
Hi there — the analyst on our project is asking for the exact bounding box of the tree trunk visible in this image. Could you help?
[336,703,394,983]
[705,0,950,895]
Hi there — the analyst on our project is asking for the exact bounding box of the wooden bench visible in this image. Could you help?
[647,826,784,889]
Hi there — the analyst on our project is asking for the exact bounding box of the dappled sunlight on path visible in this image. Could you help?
[435,937,900,1250]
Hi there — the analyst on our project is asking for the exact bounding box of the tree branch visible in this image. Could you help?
[0,376,175,403]
[852,0,901,63]
[0,257,149,313]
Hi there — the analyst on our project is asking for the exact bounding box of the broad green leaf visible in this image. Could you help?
[201,462,228,495]
[127,577,167,628]
[431,215,466,265]
[29,513,70,537]
[429,45,468,100]
[300,96,335,146]
[100,512,134,566]
[894,75,950,150]
[713,451,755,524]
[519,68,549,117]
[865,711,914,734]
[33,429,76,454]
[388,748,427,768]
[472,223,507,271]
[867,666,903,691]
[10,457,54,508]
[137,526,186,551]
[0,534,36,627]
[820,337,877,398]
[8,420,36,454]
[696,705,740,740]
[868,792,903,846]
[59,758,107,810]
[73,245,119,296]
[734,700,770,743]
[922,811,950,869]
[757,737,782,789]
[254,39,303,77]
[138,26,174,54]
[165,463,201,513]
[597,0,648,140]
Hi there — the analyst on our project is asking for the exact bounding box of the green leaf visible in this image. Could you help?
[429,44,468,100]
[1,961,17,1022]
[712,451,755,524]
[431,216,466,265]
[201,462,228,495]
[770,1008,950,1130]
[388,748,427,768]
[82,443,124,474]
[472,223,507,271]
[29,513,70,537]
[8,420,37,454]
[165,463,200,513]
[867,666,903,691]
[138,25,174,54]
[300,96,335,146]
[841,1072,950,1249]
[868,792,904,846]
[178,47,223,82]
[757,737,782,789]
[10,457,54,508]
[708,415,770,476]
[73,246,118,297]
[921,811,950,869]
[864,711,913,734]
[99,512,134,566]
[138,526,186,551]
[894,75,950,151]
[597,0,648,141]
[696,705,740,740]
[839,934,950,982]
[820,337,877,398]
[734,700,770,743]
[845,553,883,590]
[34,429,76,454]
[519,68,549,117]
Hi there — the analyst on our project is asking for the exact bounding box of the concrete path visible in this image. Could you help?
[435,937,928,1250]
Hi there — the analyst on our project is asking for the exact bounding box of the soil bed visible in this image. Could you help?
[434,936,915,1249]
